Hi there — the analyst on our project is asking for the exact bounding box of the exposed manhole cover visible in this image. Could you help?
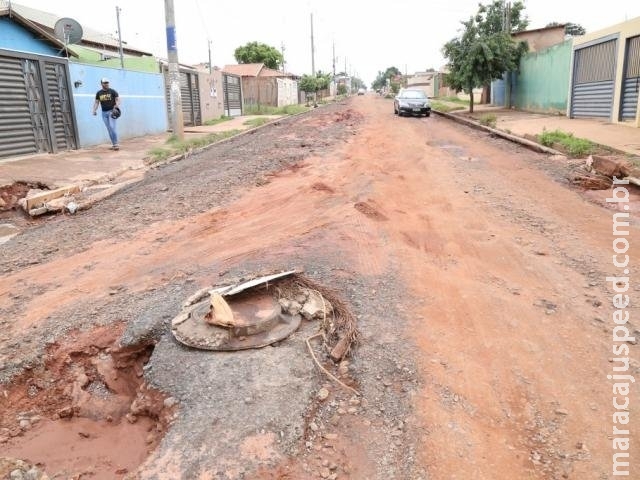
[172,291,302,351]
[172,271,303,351]
[171,271,359,365]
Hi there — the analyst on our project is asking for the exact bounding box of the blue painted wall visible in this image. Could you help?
[491,73,516,107]
[0,18,60,56]
[69,64,167,147]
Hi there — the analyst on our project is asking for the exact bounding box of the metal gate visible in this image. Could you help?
[0,50,77,160]
[180,71,201,126]
[223,74,242,117]
[570,39,617,118]
[44,62,77,150]
[620,35,640,120]
[164,67,202,127]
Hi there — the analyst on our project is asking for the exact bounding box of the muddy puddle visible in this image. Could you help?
[0,325,174,479]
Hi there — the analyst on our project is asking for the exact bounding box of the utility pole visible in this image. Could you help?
[504,1,512,109]
[310,13,315,75]
[164,0,184,139]
[115,6,124,69]
[281,42,286,72]
[332,41,336,98]
[208,39,212,74]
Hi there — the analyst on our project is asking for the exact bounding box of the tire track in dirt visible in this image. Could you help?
[340,99,640,479]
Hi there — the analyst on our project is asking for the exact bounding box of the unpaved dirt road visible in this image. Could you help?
[1,96,638,480]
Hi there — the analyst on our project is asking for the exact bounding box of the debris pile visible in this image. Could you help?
[17,185,81,216]
[568,154,640,190]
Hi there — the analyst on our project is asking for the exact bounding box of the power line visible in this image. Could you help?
[193,0,210,40]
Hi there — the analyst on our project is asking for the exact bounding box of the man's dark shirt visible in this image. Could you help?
[96,88,119,111]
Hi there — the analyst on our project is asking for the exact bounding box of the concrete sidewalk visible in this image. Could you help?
[449,105,640,157]
[0,114,282,189]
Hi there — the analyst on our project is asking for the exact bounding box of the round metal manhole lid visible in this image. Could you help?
[171,293,301,351]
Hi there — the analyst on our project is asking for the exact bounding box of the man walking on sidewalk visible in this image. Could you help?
[92,78,121,150]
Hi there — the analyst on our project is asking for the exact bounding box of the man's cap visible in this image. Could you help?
[100,77,109,83]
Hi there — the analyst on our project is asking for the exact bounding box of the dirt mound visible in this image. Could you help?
[0,182,37,211]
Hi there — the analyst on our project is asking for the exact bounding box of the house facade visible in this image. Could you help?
[223,63,299,108]
[0,4,78,159]
[406,71,436,98]
[569,16,640,126]
[489,17,640,126]
[0,1,167,158]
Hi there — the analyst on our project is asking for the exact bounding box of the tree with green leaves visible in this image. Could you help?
[442,13,525,113]
[234,41,284,70]
[351,77,365,92]
[546,21,586,36]
[299,72,332,104]
[299,75,317,106]
[315,71,331,93]
[564,22,586,36]
[442,1,529,112]
[477,0,529,35]
[473,0,529,106]
[372,67,401,91]
[299,75,318,94]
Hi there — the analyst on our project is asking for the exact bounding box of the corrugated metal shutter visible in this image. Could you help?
[571,39,617,118]
[180,71,201,126]
[620,36,640,120]
[164,68,202,127]
[22,58,50,154]
[0,52,77,160]
[0,55,39,159]
[223,74,242,117]
[44,62,76,150]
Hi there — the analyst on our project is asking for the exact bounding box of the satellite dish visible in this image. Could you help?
[53,17,83,45]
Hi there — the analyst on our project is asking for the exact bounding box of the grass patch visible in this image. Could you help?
[203,116,233,126]
[145,130,242,164]
[431,101,466,113]
[478,113,497,128]
[538,129,594,157]
[243,117,270,128]
[243,104,309,116]
[435,96,469,105]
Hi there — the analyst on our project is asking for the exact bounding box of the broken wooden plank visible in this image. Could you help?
[25,185,80,211]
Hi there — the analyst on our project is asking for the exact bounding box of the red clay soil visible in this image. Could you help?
[0,96,638,479]
[1,325,173,479]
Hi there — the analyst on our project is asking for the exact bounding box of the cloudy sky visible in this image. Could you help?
[11,0,640,86]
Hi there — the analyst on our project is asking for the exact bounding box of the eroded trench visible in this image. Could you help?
[0,325,174,479]
[1,273,359,479]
